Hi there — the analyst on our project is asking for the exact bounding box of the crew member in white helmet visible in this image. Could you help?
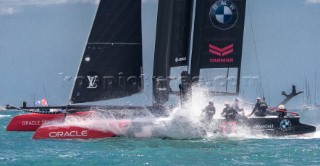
[221,101,238,121]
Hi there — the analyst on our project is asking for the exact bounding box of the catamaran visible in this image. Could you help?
[6,0,316,139]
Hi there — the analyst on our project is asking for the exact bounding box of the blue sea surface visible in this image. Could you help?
[1,110,320,166]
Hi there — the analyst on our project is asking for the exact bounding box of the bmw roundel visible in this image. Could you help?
[209,0,238,30]
[280,119,292,131]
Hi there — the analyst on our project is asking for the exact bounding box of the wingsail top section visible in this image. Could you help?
[153,0,193,105]
[190,0,246,94]
[70,0,143,104]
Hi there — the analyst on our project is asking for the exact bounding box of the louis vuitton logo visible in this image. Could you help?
[87,75,98,88]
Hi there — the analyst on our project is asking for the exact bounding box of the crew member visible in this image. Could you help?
[221,101,238,121]
[248,97,268,117]
[276,104,287,119]
[232,98,244,114]
[202,101,216,124]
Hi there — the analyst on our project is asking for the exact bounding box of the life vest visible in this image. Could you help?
[259,101,268,110]
[205,106,215,116]
[224,108,237,120]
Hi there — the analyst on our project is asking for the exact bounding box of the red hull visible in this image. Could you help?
[33,120,131,139]
[6,111,95,131]
[6,113,65,131]
[33,126,116,139]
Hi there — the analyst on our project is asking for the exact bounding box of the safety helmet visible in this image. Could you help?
[256,97,261,101]
[224,101,230,106]
[235,98,239,102]
[278,105,285,109]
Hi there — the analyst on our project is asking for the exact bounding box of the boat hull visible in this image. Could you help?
[7,110,316,139]
[33,126,116,139]
[217,115,316,136]
[6,113,65,131]
[6,111,95,131]
[33,120,131,139]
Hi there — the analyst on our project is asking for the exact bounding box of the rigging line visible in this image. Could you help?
[303,77,307,104]
[313,72,318,105]
[226,68,230,92]
[248,7,264,98]
[42,81,47,102]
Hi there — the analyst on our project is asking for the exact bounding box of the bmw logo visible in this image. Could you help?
[209,0,238,30]
[279,119,292,131]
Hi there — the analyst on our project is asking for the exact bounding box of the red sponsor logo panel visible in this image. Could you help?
[208,43,234,63]
[208,44,234,57]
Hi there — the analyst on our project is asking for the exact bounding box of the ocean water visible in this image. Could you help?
[1,110,320,166]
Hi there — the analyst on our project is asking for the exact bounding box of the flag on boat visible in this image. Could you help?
[35,100,41,106]
[35,99,48,106]
[41,98,48,106]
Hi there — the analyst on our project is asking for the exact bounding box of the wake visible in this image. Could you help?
[0,114,11,118]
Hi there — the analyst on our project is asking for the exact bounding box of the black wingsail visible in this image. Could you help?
[190,0,246,94]
[153,0,193,105]
[70,0,143,104]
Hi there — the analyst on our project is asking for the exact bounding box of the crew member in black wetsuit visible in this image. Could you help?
[276,104,287,119]
[221,101,238,121]
[248,97,268,117]
[202,101,216,124]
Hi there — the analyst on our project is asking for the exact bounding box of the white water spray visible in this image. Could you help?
[41,87,319,140]
[0,114,11,118]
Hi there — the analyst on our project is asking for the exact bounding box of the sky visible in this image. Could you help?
[242,0,320,107]
[0,0,320,108]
